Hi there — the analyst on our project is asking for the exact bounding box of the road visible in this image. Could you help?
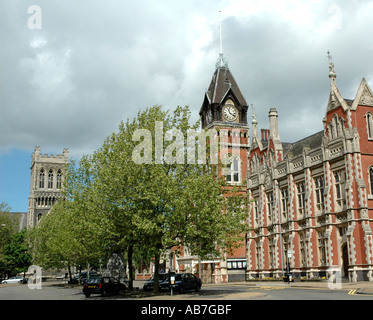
[0,281,372,300]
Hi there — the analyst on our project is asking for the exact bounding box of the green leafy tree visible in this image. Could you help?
[5,229,32,276]
[28,105,249,293]
[29,160,114,280]
[0,202,19,278]
[89,105,249,292]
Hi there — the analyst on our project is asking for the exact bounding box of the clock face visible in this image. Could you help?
[206,109,212,123]
[223,105,238,121]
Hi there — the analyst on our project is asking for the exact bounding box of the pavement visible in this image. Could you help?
[131,279,373,299]
[3,278,371,300]
[234,279,373,295]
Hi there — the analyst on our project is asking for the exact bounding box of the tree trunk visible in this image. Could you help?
[153,250,160,293]
[68,264,72,282]
[128,244,134,291]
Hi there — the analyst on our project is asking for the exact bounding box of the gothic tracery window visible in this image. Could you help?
[57,170,62,189]
[39,169,45,188]
[48,169,54,189]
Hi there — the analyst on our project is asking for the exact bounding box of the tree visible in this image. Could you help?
[4,229,32,276]
[27,105,249,293]
[28,159,114,280]
[89,105,249,292]
[0,202,19,279]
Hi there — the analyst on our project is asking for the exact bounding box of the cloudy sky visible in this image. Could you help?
[1,0,373,212]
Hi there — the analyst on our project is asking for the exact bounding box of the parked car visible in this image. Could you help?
[160,273,202,293]
[69,271,99,285]
[82,276,127,298]
[1,276,27,284]
[143,273,173,291]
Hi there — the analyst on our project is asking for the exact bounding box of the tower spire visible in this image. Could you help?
[216,10,228,69]
[219,10,223,59]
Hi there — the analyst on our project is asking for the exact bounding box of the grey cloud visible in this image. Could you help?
[1,0,373,159]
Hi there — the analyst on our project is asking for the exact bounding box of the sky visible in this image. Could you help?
[1,0,373,212]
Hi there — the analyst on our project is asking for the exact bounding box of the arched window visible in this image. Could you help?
[335,116,341,137]
[39,169,45,188]
[329,123,334,139]
[48,169,54,189]
[366,112,373,139]
[369,167,373,195]
[57,170,62,189]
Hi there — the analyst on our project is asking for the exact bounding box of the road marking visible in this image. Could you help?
[348,289,357,295]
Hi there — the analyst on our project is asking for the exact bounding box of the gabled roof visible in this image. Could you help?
[351,78,373,110]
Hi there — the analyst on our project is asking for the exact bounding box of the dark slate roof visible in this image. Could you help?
[283,130,324,159]
[204,67,248,108]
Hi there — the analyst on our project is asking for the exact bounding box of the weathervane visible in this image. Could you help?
[215,10,228,69]
[327,51,336,77]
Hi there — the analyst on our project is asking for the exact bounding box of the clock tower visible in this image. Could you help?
[197,59,250,282]
[199,62,250,185]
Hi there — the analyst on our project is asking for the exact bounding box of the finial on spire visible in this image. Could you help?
[252,112,258,125]
[215,10,228,69]
[327,51,336,78]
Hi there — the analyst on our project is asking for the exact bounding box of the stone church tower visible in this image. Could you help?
[27,146,69,227]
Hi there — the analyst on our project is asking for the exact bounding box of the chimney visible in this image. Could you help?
[261,129,270,141]
[268,108,279,138]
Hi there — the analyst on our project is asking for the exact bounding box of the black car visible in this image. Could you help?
[143,273,173,291]
[160,273,202,293]
[69,271,98,285]
[82,276,127,298]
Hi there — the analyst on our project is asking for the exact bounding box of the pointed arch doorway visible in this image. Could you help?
[341,243,349,279]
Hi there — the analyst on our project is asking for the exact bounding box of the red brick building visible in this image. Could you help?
[178,57,373,283]
[246,61,373,282]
